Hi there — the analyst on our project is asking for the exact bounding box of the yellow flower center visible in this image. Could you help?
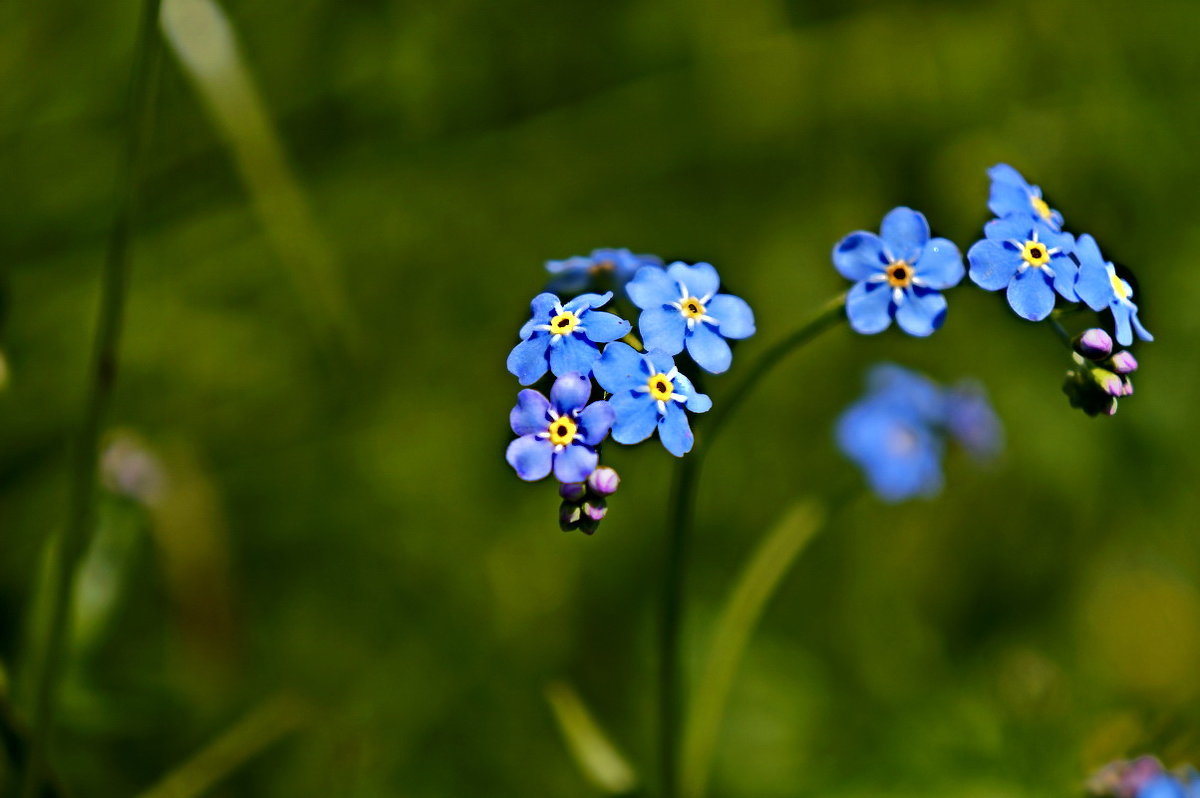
[549,310,581,336]
[1021,240,1050,268]
[1110,270,1132,301]
[588,260,614,275]
[680,297,706,320]
[647,373,675,402]
[885,260,913,288]
[548,415,578,447]
[1030,195,1053,222]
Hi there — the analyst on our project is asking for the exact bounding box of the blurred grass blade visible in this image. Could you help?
[159,0,359,354]
[136,693,309,798]
[545,681,638,794]
[680,501,825,798]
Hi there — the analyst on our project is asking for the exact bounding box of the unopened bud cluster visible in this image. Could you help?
[558,466,620,535]
[1063,328,1140,417]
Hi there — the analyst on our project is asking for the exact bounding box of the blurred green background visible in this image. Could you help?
[1,0,1199,795]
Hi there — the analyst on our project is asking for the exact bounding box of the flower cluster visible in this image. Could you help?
[836,364,1002,502]
[831,165,1153,416]
[1063,327,1140,416]
[1089,756,1200,798]
[504,250,755,532]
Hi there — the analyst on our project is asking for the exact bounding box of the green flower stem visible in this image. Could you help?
[657,292,845,798]
[20,2,162,795]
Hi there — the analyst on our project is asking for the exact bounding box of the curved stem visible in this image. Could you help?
[20,2,162,795]
[657,292,845,798]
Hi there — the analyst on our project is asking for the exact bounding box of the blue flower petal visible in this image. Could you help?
[510,389,551,435]
[550,372,593,414]
[564,291,614,314]
[880,207,930,263]
[913,237,964,290]
[667,261,720,299]
[506,435,554,481]
[1112,304,1134,346]
[578,400,616,445]
[987,163,1028,187]
[644,349,677,375]
[626,265,676,309]
[553,444,598,483]
[988,181,1036,221]
[507,334,549,385]
[1131,312,1154,343]
[593,341,647,394]
[707,294,755,339]
[686,321,733,373]
[658,402,695,456]
[1049,255,1079,301]
[832,232,887,282]
[520,293,561,338]
[1006,267,1056,321]
[673,372,712,413]
[894,289,947,337]
[639,306,687,354]
[582,310,632,343]
[549,334,600,377]
[982,216,1031,243]
[845,281,894,334]
[609,392,658,444]
[1074,237,1114,311]
[967,239,1020,291]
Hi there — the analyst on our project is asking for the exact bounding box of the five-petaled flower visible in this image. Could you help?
[592,342,712,456]
[833,207,965,337]
[625,261,755,374]
[546,248,663,294]
[507,292,632,385]
[987,163,1063,231]
[506,373,615,483]
[836,364,1002,502]
[967,216,1077,321]
[1073,234,1153,346]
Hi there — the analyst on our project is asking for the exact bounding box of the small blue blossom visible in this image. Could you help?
[546,248,663,294]
[837,365,1002,503]
[625,261,755,374]
[987,163,1063,230]
[506,372,615,483]
[507,291,632,386]
[967,215,1078,321]
[592,342,712,456]
[1073,233,1154,346]
[832,207,965,337]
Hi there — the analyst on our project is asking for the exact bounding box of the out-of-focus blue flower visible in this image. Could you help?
[507,292,632,385]
[546,248,663,294]
[837,364,1002,502]
[1088,757,1200,798]
[625,261,755,374]
[987,163,1064,230]
[592,342,712,456]
[832,207,964,337]
[1073,233,1154,346]
[967,216,1077,321]
[506,373,615,483]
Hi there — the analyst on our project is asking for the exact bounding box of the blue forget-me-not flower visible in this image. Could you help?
[1073,233,1153,346]
[507,372,615,483]
[837,364,1002,502]
[546,248,663,294]
[832,207,965,337]
[1090,757,1200,798]
[987,163,1064,231]
[625,261,755,374]
[592,342,712,456]
[967,216,1077,321]
[507,292,632,385]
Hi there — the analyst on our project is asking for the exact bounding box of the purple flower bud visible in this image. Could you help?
[582,498,607,522]
[1119,377,1134,396]
[559,501,583,532]
[586,466,621,496]
[1109,350,1138,374]
[1091,367,1124,397]
[559,481,587,501]
[1074,328,1114,360]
